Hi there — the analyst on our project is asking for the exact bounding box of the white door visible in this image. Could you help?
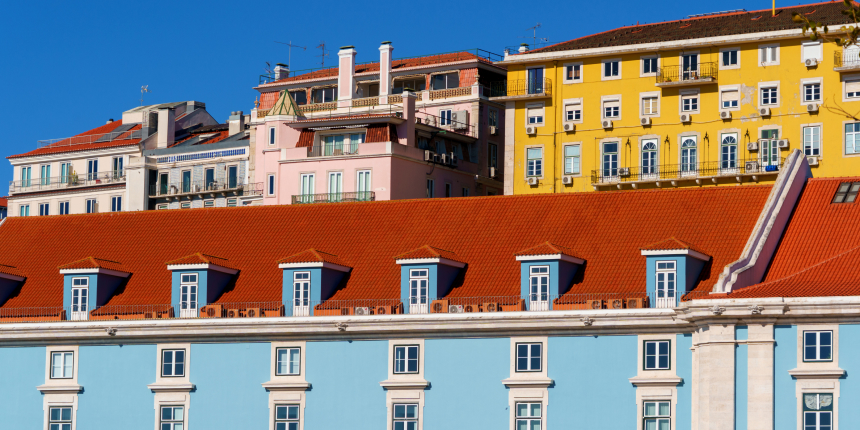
[409,269,429,314]
[71,280,88,321]
[680,138,697,176]
[655,262,676,308]
[641,139,658,179]
[293,272,310,316]
[529,266,549,311]
[602,142,619,182]
[328,172,342,202]
[179,274,198,318]
[720,134,739,174]
[300,174,315,203]
[357,170,371,201]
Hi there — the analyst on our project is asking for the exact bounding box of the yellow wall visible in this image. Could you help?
[507,37,860,194]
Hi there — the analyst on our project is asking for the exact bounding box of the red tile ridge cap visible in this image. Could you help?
[165,253,235,270]
[394,245,464,264]
[514,242,583,260]
[58,257,126,272]
[0,264,25,279]
[277,249,351,267]
[641,237,705,252]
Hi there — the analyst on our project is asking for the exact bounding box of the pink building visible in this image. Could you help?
[251,43,506,204]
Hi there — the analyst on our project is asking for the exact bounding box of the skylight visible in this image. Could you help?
[832,182,860,203]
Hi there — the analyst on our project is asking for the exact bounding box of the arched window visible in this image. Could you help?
[642,140,658,176]
[721,134,738,170]
[681,138,697,173]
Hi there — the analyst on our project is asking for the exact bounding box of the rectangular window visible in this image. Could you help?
[603,60,620,78]
[19,204,29,217]
[642,96,659,115]
[802,41,823,61]
[328,172,343,200]
[565,102,582,122]
[408,269,429,314]
[722,49,739,66]
[526,147,543,177]
[357,170,372,201]
[111,196,122,212]
[527,104,544,125]
[227,165,238,189]
[276,348,301,375]
[489,108,499,128]
[180,202,191,209]
[516,403,542,430]
[761,45,779,64]
[655,261,677,308]
[21,166,31,187]
[203,200,214,208]
[643,57,658,74]
[803,331,833,362]
[393,404,418,430]
[846,80,860,98]
[293,272,310,316]
[644,341,670,370]
[439,109,452,126]
[269,127,276,145]
[516,343,542,372]
[394,345,419,374]
[162,349,186,377]
[603,99,620,118]
[267,174,276,196]
[204,168,215,190]
[87,159,98,180]
[311,87,336,103]
[488,143,498,169]
[71,277,88,320]
[845,123,860,154]
[444,183,451,198]
[431,72,459,90]
[112,156,123,179]
[426,179,435,198]
[804,83,821,102]
[160,406,184,430]
[60,162,72,184]
[644,402,671,430]
[803,393,833,430]
[761,87,778,105]
[59,201,69,215]
[721,90,739,109]
[227,198,237,207]
[39,203,49,216]
[564,145,581,175]
[291,90,307,105]
[49,407,73,430]
[462,187,469,197]
[157,204,168,210]
[804,126,821,157]
[392,79,426,94]
[275,405,300,430]
[682,94,698,112]
[51,351,74,379]
[565,64,582,82]
[180,273,198,317]
[300,173,315,202]
[527,68,544,94]
[40,164,51,186]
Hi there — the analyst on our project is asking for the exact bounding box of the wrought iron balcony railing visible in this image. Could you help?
[307,143,360,157]
[9,170,126,194]
[591,158,784,185]
[291,191,376,204]
[149,180,251,197]
[488,78,552,98]
[656,62,717,85]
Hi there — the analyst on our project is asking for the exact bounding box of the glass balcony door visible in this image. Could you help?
[71,282,88,321]
[328,172,342,202]
[602,142,619,181]
[720,134,739,173]
[293,273,310,316]
[681,138,698,176]
[527,68,544,94]
[682,54,699,80]
[641,139,658,179]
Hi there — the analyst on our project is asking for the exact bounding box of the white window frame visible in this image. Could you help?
[276,347,302,376]
[643,401,671,430]
[525,102,545,126]
[70,277,88,321]
[392,403,419,430]
[58,201,70,215]
[293,271,310,316]
[408,269,429,314]
[802,123,822,157]
[203,199,214,208]
[801,78,823,105]
[515,342,543,372]
[439,109,453,126]
[842,74,860,102]
[644,340,671,370]
[525,146,543,178]
[759,81,780,107]
[39,202,49,216]
[719,47,741,70]
[48,406,74,430]
[159,405,185,430]
[515,402,542,430]
[641,55,659,77]
[275,404,301,430]
[655,260,677,309]
[299,173,315,202]
[719,84,741,112]
[602,94,622,120]
[802,393,834,430]
[179,273,198,318]
[562,62,583,83]
[394,345,420,374]
[802,40,824,62]
[759,43,780,66]
[20,204,29,217]
[679,90,700,114]
[640,91,660,117]
[602,58,622,80]
[110,195,122,212]
[161,349,187,377]
[803,330,834,362]
[563,98,583,123]
[50,351,74,379]
[563,143,581,176]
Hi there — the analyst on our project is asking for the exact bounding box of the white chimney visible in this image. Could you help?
[379,42,393,97]
[518,43,529,53]
[274,63,290,80]
[228,111,245,136]
[337,46,357,106]
[157,108,175,149]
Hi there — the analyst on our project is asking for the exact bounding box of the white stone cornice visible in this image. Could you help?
[501,377,554,388]
[628,376,683,387]
[261,381,311,391]
[147,383,195,392]
[379,379,430,389]
[36,384,82,394]
[787,368,846,379]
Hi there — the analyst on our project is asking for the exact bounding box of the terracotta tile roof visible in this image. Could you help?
[58,257,126,273]
[366,124,399,144]
[515,242,582,260]
[0,185,770,308]
[528,1,855,54]
[277,249,351,267]
[0,197,7,208]
[0,264,24,279]
[641,237,707,254]
[8,121,142,159]
[395,245,464,264]
[165,253,236,270]
[173,129,231,147]
[296,130,314,148]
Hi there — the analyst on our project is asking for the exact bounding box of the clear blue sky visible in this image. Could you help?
[1,0,784,195]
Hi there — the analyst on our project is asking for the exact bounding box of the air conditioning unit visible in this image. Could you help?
[424,150,433,162]
[563,122,575,132]
[807,156,819,166]
[759,107,771,117]
[374,305,388,315]
[439,154,448,164]
[200,305,223,318]
[527,177,538,186]
[805,58,818,67]
[340,307,354,316]
[640,117,651,126]
[619,167,631,176]
[245,308,261,318]
[432,153,440,163]
[450,153,458,167]
[430,300,450,313]
[482,302,500,313]
[776,139,789,149]
[169,185,178,195]
[626,298,649,309]
[562,175,573,185]
[464,304,478,313]
[610,299,625,309]
[807,103,819,113]
[225,309,240,318]
[144,311,156,319]
[448,304,464,313]
[425,116,437,127]
[745,160,759,172]
[602,120,613,129]
[586,299,604,310]
[489,167,496,178]
[749,141,760,151]
[354,307,371,316]
[451,110,469,129]
[526,126,536,135]
[680,113,691,123]
[720,111,732,120]
[194,184,201,192]
[489,125,498,135]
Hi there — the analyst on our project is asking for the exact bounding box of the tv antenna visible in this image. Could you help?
[520,23,548,48]
[140,85,150,106]
[315,42,330,67]
[274,40,307,69]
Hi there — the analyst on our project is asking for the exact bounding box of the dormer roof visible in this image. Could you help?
[515,242,584,264]
[0,264,24,281]
[277,249,351,272]
[640,237,710,261]
[58,257,130,277]
[165,253,238,274]
[268,90,301,117]
[395,245,466,268]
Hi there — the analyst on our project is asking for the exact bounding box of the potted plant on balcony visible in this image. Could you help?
[69,170,79,186]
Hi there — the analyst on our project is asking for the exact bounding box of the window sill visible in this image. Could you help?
[501,377,554,388]
[787,368,845,379]
[37,383,83,394]
[261,380,311,391]
[379,378,430,389]
[147,382,195,392]
[628,376,683,387]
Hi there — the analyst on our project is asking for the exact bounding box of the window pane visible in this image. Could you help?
[290,349,300,374]
[406,405,417,418]
[517,422,528,430]
[517,403,528,417]
[658,418,670,430]
[659,402,670,416]
[659,342,669,355]
[645,420,657,430]
[530,403,541,417]
[530,420,541,430]
[645,403,656,416]
[276,406,288,420]
[394,404,405,418]
[646,356,656,369]
[659,355,669,369]
[288,406,299,420]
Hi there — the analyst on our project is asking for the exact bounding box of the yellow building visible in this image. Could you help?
[492,1,860,194]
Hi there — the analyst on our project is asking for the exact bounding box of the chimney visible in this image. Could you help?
[157,108,175,149]
[337,45,357,107]
[106,118,114,124]
[379,42,394,97]
[399,91,416,146]
[274,63,290,80]
[518,43,529,53]
[228,111,245,136]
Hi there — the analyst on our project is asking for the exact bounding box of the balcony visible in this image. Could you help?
[9,170,126,195]
[488,78,552,101]
[590,158,783,188]
[655,63,717,87]
[834,51,860,71]
[307,143,360,158]
[291,191,376,204]
[148,180,262,198]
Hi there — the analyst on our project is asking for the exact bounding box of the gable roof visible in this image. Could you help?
[277,249,350,267]
[268,90,301,116]
[0,185,771,308]
[527,1,855,54]
[515,242,582,260]
[394,245,464,264]
[58,257,126,273]
[165,253,236,270]
[0,197,7,208]
[0,264,24,279]
[9,120,142,159]
[732,245,860,298]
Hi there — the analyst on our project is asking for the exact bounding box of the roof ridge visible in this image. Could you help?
[735,244,860,293]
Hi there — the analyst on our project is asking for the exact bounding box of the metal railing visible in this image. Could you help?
[307,143,360,157]
[590,158,784,185]
[656,62,718,84]
[37,130,142,148]
[834,51,860,68]
[291,191,376,204]
[9,170,126,194]
[148,180,250,197]
[489,78,552,98]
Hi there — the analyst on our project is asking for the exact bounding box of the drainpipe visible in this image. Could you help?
[553,60,559,192]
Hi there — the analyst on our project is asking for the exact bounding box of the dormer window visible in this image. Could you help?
[515,242,584,311]
[293,272,311,317]
[655,261,676,309]
[180,274,198,318]
[166,253,238,318]
[409,269,429,314]
[71,278,89,321]
[394,246,466,314]
[641,238,710,309]
[59,257,130,321]
[529,266,549,311]
[277,249,351,317]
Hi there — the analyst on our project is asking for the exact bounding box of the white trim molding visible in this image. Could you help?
[166,264,238,275]
[641,249,710,262]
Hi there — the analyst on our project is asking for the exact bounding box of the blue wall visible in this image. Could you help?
[63,273,97,310]
[424,338,508,429]
[774,325,797,430]
[677,333,693,430]
[171,270,208,309]
[549,335,637,429]
[839,324,860,425]
[735,326,748,430]
[305,341,388,430]
[78,344,155,428]
[0,346,44,429]
[519,260,579,304]
[644,255,706,300]
[190,343,269,429]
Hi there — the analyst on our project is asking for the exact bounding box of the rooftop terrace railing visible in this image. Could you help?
[9,170,126,194]
[0,291,720,324]
[291,191,376,204]
[37,130,142,149]
[148,180,253,197]
[590,158,784,185]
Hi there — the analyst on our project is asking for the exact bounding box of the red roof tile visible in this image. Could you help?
[528,1,855,54]
[395,245,464,264]
[641,237,707,255]
[165,253,236,270]
[277,249,350,267]
[296,130,314,148]
[0,197,7,208]
[58,257,126,273]
[8,121,141,159]
[515,242,582,260]
[0,185,771,308]
[732,245,860,298]
[0,264,24,279]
